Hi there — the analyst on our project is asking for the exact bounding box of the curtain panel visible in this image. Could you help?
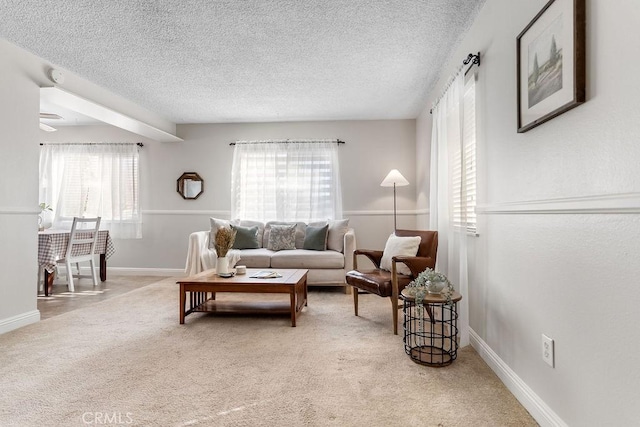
[39,143,142,239]
[430,71,470,347]
[231,140,343,223]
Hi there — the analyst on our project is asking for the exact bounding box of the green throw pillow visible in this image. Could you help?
[303,224,329,251]
[231,224,260,249]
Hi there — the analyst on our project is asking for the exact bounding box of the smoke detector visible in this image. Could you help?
[48,68,65,84]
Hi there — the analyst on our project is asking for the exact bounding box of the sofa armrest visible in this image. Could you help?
[185,231,211,276]
[343,227,356,271]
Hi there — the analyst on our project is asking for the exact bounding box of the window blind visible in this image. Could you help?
[453,78,477,234]
[231,141,342,222]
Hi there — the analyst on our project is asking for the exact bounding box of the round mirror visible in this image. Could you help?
[177,172,203,199]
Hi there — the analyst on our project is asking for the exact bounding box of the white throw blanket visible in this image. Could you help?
[185,231,242,276]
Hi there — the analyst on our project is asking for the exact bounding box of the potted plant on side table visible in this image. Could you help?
[404,267,454,303]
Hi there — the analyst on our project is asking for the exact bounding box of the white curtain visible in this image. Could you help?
[231,140,343,222]
[39,143,142,239]
[430,71,470,347]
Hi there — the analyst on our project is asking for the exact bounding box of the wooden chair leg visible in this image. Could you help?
[391,261,399,335]
[353,287,359,316]
[44,269,54,297]
[392,296,399,335]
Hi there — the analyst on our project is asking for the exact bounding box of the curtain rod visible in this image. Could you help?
[40,142,144,147]
[429,52,481,115]
[229,139,345,146]
[463,52,481,74]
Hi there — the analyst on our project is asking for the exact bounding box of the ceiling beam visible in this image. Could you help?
[40,87,182,142]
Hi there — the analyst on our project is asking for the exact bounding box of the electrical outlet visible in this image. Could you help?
[542,334,554,367]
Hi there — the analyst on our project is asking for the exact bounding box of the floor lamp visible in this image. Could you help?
[380,169,409,231]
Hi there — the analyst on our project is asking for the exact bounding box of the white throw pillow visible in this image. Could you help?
[327,219,349,252]
[209,217,233,249]
[380,233,421,276]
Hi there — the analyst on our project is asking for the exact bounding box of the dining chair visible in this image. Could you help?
[56,217,101,292]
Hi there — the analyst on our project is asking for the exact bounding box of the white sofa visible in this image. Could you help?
[185,219,356,290]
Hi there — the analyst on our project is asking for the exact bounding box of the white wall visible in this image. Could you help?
[417,0,640,425]
[0,40,41,333]
[0,37,190,333]
[42,120,418,272]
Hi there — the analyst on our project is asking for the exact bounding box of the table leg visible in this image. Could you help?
[303,276,308,306]
[180,284,186,324]
[100,254,107,281]
[290,291,297,327]
[43,270,54,296]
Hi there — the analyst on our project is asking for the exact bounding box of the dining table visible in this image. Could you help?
[38,228,115,296]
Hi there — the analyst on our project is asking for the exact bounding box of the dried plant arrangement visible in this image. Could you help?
[214,227,237,258]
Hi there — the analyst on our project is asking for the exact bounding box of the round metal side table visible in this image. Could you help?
[400,289,462,367]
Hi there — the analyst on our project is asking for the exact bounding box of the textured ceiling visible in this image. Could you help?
[1,0,484,124]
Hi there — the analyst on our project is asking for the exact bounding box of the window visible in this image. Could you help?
[39,143,141,239]
[452,75,477,234]
[231,140,343,222]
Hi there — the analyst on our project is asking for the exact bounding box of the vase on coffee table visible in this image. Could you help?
[216,256,229,276]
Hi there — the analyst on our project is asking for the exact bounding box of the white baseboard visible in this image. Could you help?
[469,328,568,427]
[58,266,185,278]
[107,267,185,277]
[0,310,40,335]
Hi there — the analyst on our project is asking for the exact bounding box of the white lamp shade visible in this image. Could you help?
[380,169,409,187]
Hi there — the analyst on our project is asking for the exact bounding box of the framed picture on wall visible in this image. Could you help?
[516,0,585,133]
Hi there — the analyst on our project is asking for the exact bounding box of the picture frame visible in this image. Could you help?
[516,0,585,133]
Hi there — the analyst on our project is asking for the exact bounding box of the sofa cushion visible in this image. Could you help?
[270,249,345,269]
[209,217,237,249]
[237,220,265,247]
[327,219,350,252]
[267,224,297,251]
[236,248,274,268]
[303,224,329,251]
[306,269,347,285]
[263,221,307,249]
[231,224,260,249]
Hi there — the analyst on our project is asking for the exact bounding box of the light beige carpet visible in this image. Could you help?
[0,278,537,427]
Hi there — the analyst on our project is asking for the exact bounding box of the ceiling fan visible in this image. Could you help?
[39,112,62,132]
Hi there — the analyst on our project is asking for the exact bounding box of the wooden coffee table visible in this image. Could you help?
[177,268,308,327]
